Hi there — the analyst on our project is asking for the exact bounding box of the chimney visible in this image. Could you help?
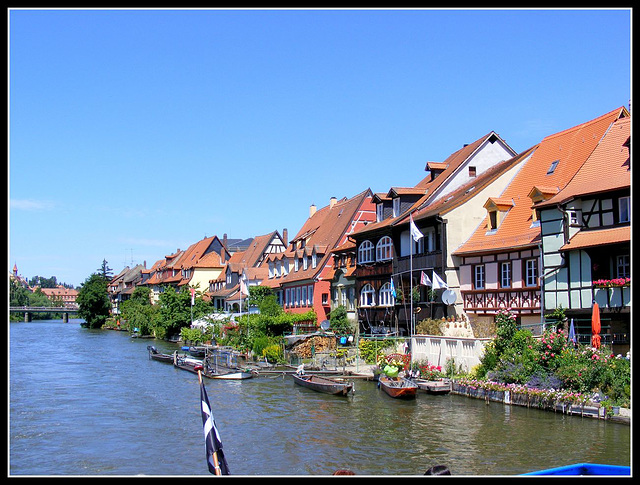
[221,233,228,263]
[330,196,337,209]
[310,204,317,217]
[282,228,288,247]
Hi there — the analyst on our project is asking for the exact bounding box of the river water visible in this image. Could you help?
[9,320,631,476]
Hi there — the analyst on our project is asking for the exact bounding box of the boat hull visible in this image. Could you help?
[378,376,418,399]
[293,374,353,396]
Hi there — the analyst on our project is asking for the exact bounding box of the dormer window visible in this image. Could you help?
[376,203,384,222]
[392,198,400,218]
[484,197,514,232]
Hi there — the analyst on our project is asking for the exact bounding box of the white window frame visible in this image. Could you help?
[379,282,395,307]
[392,197,400,217]
[360,283,376,307]
[358,240,374,263]
[376,203,384,222]
[308,285,314,306]
[474,265,485,289]
[525,258,538,287]
[500,261,512,288]
[376,236,393,261]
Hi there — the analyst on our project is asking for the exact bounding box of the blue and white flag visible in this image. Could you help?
[200,380,230,475]
[390,277,397,298]
[432,271,448,290]
[410,214,424,242]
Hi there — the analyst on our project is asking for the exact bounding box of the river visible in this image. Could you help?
[9,320,631,476]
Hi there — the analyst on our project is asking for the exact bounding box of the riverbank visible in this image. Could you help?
[332,363,631,425]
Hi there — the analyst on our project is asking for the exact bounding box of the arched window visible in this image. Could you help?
[360,283,376,307]
[358,240,374,263]
[376,236,393,261]
[379,282,395,307]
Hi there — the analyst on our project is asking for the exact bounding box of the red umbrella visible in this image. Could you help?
[591,301,601,349]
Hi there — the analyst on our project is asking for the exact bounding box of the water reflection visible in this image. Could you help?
[10,321,630,476]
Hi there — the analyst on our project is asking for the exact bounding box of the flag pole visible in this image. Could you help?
[194,365,222,476]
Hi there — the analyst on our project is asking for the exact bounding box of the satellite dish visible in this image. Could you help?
[320,320,330,331]
[442,289,457,305]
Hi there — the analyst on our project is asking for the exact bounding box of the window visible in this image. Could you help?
[268,261,274,279]
[360,284,376,306]
[547,160,559,174]
[312,252,317,268]
[376,236,393,261]
[469,166,477,177]
[525,258,538,287]
[294,258,299,272]
[285,288,291,308]
[303,255,308,270]
[376,203,384,222]
[500,262,512,288]
[308,285,314,306]
[322,293,329,305]
[392,198,400,218]
[358,240,374,263]
[295,287,301,307]
[488,211,498,230]
[619,196,630,223]
[474,265,485,289]
[379,282,395,307]
[282,258,289,276]
[617,255,630,278]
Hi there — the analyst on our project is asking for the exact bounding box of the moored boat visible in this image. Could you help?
[147,345,174,363]
[378,375,418,399]
[414,379,451,395]
[292,374,353,396]
[522,463,630,475]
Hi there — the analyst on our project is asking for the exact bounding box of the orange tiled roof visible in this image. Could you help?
[277,189,373,285]
[454,107,627,255]
[561,226,630,251]
[537,115,630,208]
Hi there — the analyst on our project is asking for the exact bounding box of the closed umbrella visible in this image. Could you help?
[568,318,576,345]
[591,301,601,349]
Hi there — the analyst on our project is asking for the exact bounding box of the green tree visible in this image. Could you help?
[329,305,352,335]
[10,278,30,306]
[120,286,156,335]
[97,259,113,280]
[76,273,111,328]
[155,286,213,339]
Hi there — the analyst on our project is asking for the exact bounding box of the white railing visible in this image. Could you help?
[411,335,490,373]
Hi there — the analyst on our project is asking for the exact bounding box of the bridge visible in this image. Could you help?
[9,305,80,323]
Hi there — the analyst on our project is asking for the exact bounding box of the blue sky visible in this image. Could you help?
[9,8,631,287]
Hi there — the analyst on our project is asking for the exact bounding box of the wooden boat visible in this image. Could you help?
[147,345,174,363]
[173,354,253,380]
[378,375,418,399]
[292,374,353,396]
[523,463,630,476]
[414,379,451,395]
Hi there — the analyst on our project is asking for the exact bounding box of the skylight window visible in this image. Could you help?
[547,160,559,174]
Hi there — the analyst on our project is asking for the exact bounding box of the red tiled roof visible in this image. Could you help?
[561,226,630,251]
[277,189,373,286]
[537,115,630,208]
[454,107,627,255]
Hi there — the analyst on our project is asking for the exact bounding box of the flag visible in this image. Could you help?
[200,380,230,475]
[190,287,196,306]
[420,271,432,286]
[410,214,423,242]
[432,271,448,290]
[390,277,397,298]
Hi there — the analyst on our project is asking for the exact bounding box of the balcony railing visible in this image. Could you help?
[462,287,541,313]
[394,252,443,275]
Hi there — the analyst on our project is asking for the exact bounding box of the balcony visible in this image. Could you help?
[462,287,541,314]
[394,252,443,275]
